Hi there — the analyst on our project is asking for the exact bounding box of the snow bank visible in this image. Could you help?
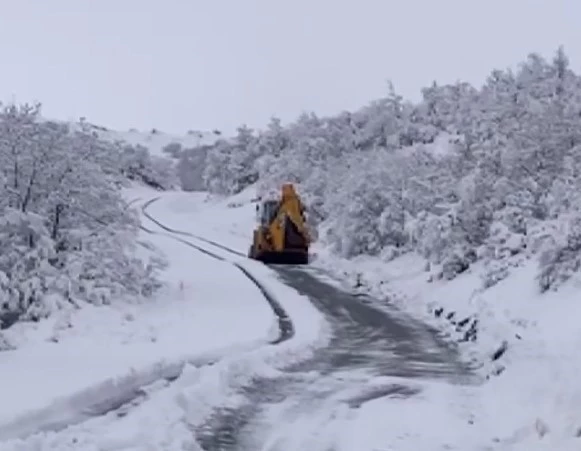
[313,246,581,448]
[1,305,328,451]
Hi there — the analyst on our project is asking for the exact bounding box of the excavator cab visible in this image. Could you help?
[248,184,310,265]
[258,200,279,226]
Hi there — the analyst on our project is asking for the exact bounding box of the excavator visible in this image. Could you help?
[248,183,310,265]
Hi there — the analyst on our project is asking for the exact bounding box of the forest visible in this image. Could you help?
[188,48,581,290]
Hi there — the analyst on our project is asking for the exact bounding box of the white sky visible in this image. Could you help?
[0,0,577,134]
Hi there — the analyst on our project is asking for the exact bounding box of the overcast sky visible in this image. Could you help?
[0,0,577,134]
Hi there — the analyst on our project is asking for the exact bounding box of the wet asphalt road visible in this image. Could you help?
[276,266,468,378]
[196,265,474,450]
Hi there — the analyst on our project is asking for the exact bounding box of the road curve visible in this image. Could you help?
[140,198,294,344]
[141,198,476,451]
[141,197,247,258]
[0,198,295,444]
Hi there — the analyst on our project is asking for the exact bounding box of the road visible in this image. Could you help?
[0,197,475,451]
[141,200,475,450]
[195,265,474,450]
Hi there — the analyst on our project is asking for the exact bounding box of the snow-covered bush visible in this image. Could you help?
[0,103,163,328]
[485,221,526,260]
[0,209,57,324]
[479,221,527,288]
[163,142,211,192]
[441,245,477,280]
[203,125,259,195]
[537,214,581,292]
[323,150,409,258]
[119,143,177,190]
[481,260,510,289]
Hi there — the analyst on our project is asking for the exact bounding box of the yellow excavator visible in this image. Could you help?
[248,183,310,265]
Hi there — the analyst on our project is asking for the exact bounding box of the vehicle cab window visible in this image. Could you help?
[259,200,279,225]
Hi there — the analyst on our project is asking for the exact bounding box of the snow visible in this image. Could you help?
[131,185,581,448]
[7,46,581,450]
[0,186,329,450]
[3,180,581,449]
[0,188,277,441]
[71,122,221,157]
[119,188,486,449]
[246,377,479,451]
[140,184,261,255]
[129,183,330,367]
[313,244,581,448]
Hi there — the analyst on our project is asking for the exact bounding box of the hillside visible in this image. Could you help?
[0,111,222,343]
[195,47,581,296]
[71,121,222,192]
[74,122,221,157]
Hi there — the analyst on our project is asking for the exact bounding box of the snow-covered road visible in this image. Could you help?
[0,188,482,450]
[0,212,274,436]
[0,190,326,449]
[195,267,479,450]
[140,190,480,450]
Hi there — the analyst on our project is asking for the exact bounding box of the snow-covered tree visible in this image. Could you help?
[0,103,164,328]
[200,47,581,287]
[118,143,177,190]
[202,125,259,195]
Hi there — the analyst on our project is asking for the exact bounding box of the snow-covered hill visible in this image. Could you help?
[70,120,222,157]
[167,47,581,448]
[61,119,225,192]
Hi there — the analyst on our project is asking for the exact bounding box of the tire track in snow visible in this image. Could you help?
[142,196,247,258]
[140,197,293,344]
[139,196,477,451]
[0,197,293,443]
